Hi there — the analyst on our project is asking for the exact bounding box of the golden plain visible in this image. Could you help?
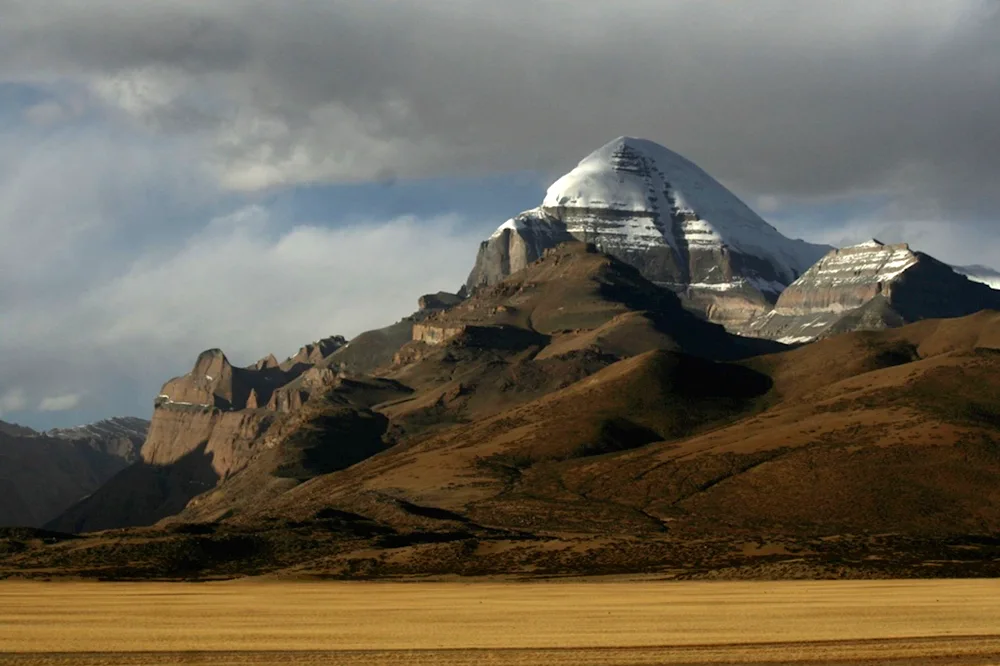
[2,580,1000,664]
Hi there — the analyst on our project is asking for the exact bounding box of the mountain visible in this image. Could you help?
[0,417,148,527]
[748,240,1000,342]
[466,137,830,329]
[47,342,343,534]
[9,297,1000,579]
[12,243,1000,580]
[45,294,462,533]
[44,243,776,535]
[956,264,1000,290]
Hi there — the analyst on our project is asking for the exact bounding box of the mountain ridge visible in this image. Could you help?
[0,416,148,527]
[749,239,1000,342]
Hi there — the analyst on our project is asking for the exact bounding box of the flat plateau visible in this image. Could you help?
[2,580,1000,664]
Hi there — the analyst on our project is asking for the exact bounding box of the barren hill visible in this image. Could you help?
[7,246,1000,580]
[0,417,148,527]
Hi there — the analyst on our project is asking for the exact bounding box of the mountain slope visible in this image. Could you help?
[0,417,148,527]
[467,137,830,329]
[750,240,1000,342]
[9,251,1000,580]
[47,243,776,534]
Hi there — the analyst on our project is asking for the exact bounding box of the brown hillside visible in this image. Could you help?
[8,247,1000,580]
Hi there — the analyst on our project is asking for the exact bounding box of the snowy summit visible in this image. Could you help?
[468,136,830,330]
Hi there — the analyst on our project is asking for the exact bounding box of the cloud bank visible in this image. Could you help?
[1,1,997,210]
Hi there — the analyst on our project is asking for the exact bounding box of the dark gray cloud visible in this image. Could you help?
[1,0,997,217]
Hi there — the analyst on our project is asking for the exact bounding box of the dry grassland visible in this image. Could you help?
[2,579,1000,664]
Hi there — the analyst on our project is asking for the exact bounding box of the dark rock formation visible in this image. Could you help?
[0,417,148,527]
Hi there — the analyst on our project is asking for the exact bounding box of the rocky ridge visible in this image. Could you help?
[749,240,1000,342]
[46,292,462,532]
[0,417,148,527]
[9,285,1000,580]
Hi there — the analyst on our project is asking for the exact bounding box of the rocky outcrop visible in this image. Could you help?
[412,322,468,346]
[0,417,148,527]
[252,354,280,371]
[748,240,1000,342]
[466,137,829,329]
[418,291,464,311]
[142,337,356,472]
[58,338,344,531]
[140,407,275,478]
[322,292,464,375]
[279,336,346,371]
[267,367,342,413]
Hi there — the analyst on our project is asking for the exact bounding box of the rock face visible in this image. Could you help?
[0,417,148,527]
[280,336,347,371]
[749,240,1000,342]
[47,416,148,461]
[47,312,439,533]
[55,290,469,533]
[466,137,829,328]
[321,292,464,375]
[47,337,347,532]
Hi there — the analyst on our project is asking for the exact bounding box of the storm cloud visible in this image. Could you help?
[2,1,998,207]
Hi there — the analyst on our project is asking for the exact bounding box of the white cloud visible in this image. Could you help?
[82,207,482,362]
[38,394,82,412]
[0,388,28,415]
[0,193,485,426]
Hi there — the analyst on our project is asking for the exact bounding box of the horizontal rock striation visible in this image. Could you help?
[749,240,1000,342]
[466,137,828,330]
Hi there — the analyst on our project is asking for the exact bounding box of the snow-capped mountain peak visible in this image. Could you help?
[540,136,826,282]
[467,136,830,330]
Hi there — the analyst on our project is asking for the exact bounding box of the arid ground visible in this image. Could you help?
[2,580,1000,664]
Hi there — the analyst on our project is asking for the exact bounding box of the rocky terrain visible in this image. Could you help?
[466,137,829,329]
[748,240,1000,342]
[0,417,148,527]
[45,292,461,534]
[5,241,1000,581]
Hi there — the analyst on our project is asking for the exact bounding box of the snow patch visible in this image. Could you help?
[777,335,816,344]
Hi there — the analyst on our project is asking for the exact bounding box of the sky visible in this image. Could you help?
[1,0,999,429]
